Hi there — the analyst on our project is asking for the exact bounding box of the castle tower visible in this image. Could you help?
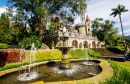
[85,15,92,36]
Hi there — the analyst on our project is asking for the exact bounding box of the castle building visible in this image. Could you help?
[43,15,103,49]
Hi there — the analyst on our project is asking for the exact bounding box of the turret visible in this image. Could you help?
[85,15,92,36]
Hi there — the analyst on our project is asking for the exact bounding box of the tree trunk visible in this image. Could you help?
[119,14,125,46]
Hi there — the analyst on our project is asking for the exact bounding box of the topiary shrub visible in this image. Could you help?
[0,43,10,49]
[89,43,91,48]
[79,42,83,48]
[51,41,55,47]
[59,41,63,47]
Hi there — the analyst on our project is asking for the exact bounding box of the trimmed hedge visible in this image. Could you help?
[0,43,10,49]
[28,50,62,61]
[68,49,101,59]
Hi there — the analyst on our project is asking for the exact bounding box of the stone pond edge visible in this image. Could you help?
[0,59,114,84]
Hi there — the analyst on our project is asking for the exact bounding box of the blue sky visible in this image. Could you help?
[0,0,130,36]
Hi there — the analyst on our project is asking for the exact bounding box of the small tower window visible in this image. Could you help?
[88,29,90,32]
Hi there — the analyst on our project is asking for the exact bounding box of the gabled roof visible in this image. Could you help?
[86,15,90,21]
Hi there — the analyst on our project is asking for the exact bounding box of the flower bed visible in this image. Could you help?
[0,49,26,66]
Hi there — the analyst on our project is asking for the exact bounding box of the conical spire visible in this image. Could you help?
[56,15,58,17]
[86,15,90,21]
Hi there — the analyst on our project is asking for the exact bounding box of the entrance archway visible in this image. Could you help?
[84,41,88,48]
[72,40,78,48]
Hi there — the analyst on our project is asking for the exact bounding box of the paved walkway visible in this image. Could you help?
[98,55,126,62]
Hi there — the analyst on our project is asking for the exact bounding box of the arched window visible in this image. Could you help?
[88,29,90,32]
[84,41,88,48]
[72,40,78,48]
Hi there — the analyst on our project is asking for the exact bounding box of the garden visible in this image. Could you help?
[0,0,130,84]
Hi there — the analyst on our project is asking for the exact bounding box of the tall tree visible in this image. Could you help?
[110,4,128,43]
[91,17,103,37]
[78,0,87,23]
[8,0,88,32]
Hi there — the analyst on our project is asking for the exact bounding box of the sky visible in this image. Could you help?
[0,0,130,36]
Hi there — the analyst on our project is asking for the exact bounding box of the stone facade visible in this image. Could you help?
[43,15,104,49]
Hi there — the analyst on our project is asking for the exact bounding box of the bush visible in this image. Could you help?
[51,41,55,47]
[105,45,110,48]
[0,49,25,66]
[18,35,42,49]
[40,43,46,49]
[99,60,130,84]
[97,43,100,47]
[67,49,101,59]
[28,50,62,61]
[79,42,83,48]
[89,43,91,48]
[0,43,10,49]
[59,41,63,46]
[101,44,104,47]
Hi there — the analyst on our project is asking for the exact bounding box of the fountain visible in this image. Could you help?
[17,43,39,81]
[57,26,72,69]
[0,28,104,84]
[82,49,94,65]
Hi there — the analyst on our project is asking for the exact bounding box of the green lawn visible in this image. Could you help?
[115,61,130,72]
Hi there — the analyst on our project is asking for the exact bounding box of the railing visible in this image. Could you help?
[57,30,97,39]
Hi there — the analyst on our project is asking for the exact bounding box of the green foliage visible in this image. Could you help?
[91,17,121,47]
[110,4,128,42]
[0,43,10,49]
[51,41,55,47]
[114,46,125,53]
[40,43,46,49]
[79,42,83,48]
[104,45,110,48]
[0,13,10,28]
[68,49,101,59]
[99,60,130,84]
[18,35,42,49]
[34,50,62,61]
[0,13,27,44]
[89,43,91,48]
[97,43,99,47]
[0,28,15,44]
[44,22,59,36]
[0,62,30,71]
[59,41,63,47]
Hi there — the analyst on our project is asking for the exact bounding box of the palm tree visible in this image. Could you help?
[110,4,128,45]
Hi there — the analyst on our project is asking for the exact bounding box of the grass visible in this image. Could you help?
[99,60,130,84]
[115,61,130,73]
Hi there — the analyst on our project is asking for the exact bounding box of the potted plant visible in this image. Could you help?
[89,43,91,48]
[59,41,63,47]
[97,43,99,48]
[79,42,83,48]
[51,41,55,49]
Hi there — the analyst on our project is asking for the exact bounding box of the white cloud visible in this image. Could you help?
[74,0,130,36]
[0,6,6,16]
